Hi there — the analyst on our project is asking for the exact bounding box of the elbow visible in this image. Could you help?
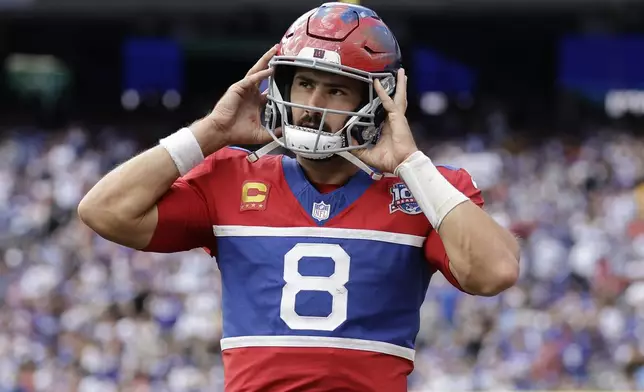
[77,193,154,251]
[77,195,97,228]
[477,255,520,296]
[77,194,118,235]
[480,235,521,296]
[457,248,520,297]
[490,260,519,296]
[454,255,520,297]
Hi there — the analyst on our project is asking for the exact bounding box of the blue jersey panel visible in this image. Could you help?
[216,235,431,349]
[282,156,373,225]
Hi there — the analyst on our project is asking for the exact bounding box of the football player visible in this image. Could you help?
[78,2,520,391]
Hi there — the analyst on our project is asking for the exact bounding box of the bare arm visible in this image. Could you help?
[397,153,519,297]
[78,46,277,250]
[77,120,225,249]
[353,69,519,296]
[439,200,520,296]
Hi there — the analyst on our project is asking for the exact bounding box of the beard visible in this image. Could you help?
[296,113,333,134]
[300,154,342,163]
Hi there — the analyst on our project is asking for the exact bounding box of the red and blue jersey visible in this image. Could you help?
[145,147,483,392]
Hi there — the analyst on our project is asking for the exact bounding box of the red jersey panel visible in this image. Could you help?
[222,347,411,392]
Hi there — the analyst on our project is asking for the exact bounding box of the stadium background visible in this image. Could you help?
[2,0,644,390]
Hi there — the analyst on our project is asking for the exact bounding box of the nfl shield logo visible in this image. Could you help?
[311,201,331,222]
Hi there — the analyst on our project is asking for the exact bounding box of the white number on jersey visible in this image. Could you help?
[280,243,350,331]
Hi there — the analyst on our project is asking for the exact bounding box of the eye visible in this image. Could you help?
[329,88,346,96]
[299,80,313,89]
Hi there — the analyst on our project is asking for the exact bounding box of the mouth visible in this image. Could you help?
[301,123,320,129]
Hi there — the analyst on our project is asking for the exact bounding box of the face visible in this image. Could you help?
[289,68,364,134]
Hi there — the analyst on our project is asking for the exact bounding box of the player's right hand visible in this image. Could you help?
[193,45,278,153]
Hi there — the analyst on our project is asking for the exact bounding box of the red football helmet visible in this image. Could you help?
[249,2,402,179]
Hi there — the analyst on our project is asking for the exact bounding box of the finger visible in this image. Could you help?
[246,45,278,78]
[253,126,275,145]
[394,68,407,111]
[374,79,397,113]
[404,76,409,111]
[350,148,364,159]
[259,91,269,106]
[238,68,274,90]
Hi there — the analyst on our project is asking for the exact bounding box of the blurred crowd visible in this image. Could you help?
[2,123,644,391]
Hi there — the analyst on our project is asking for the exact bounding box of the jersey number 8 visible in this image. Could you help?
[280,243,350,331]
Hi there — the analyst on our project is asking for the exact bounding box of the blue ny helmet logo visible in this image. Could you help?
[389,183,422,215]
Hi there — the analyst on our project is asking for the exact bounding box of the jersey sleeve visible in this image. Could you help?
[143,147,246,254]
[424,167,484,292]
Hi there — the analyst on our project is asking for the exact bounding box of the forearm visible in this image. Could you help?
[437,201,520,295]
[78,119,226,246]
[79,146,180,224]
[396,151,519,296]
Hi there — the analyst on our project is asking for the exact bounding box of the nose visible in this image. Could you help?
[306,87,327,110]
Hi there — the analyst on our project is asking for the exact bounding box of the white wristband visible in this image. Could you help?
[395,151,469,229]
[159,127,205,176]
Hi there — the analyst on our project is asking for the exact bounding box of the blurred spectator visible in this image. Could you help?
[2,121,644,391]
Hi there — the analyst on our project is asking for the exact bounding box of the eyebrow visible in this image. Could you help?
[295,74,351,90]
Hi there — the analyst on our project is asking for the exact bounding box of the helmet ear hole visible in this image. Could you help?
[268,66,297,128]
[263,83,281,130]
[374,72,397,128]
[373,104,387,130]
[274,66,295,100]
[379,74,396,96]
[347,71,398,146]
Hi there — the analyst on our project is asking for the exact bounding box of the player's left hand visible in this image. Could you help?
[351,68,419,174]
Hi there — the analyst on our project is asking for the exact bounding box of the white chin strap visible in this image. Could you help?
[246,139,283,163]
[335,151,384,180]
[247,139,388,181]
